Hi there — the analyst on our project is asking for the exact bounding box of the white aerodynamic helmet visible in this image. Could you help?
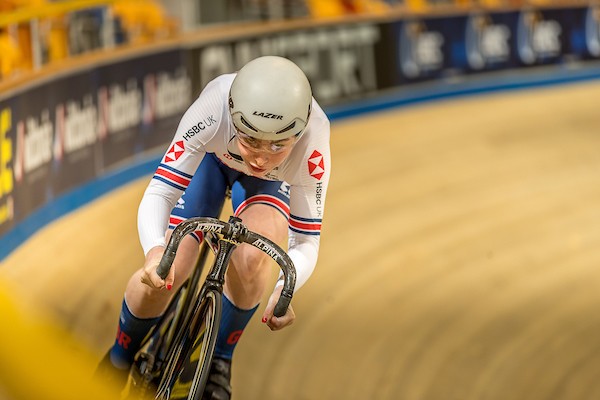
[229,56,312,141]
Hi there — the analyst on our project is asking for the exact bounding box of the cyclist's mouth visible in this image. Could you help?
[248,164,267,175]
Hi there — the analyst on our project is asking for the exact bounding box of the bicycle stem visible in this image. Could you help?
[205,238,236,286]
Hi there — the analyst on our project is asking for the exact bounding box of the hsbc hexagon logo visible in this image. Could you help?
[164,140,185,163]
[308,150,325,180]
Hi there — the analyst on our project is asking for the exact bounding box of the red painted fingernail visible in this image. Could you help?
[262,316,268,323]
[167,284,172,290]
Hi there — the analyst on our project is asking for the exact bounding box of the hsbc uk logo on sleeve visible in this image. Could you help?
[164,140,185,163]
[308,150,325,180]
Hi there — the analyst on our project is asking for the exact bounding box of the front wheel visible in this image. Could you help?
[156,288,222,400]
[125,282,188,399]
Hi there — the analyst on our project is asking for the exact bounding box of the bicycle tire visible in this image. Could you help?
[156,288,222,400]
[126,283,188,399]
[130,237,214,394]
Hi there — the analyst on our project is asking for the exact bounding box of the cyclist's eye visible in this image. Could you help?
[270,144,285,152]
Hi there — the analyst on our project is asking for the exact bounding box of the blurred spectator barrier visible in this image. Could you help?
[0,0,176,80]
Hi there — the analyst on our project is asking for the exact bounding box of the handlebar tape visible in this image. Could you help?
[156,247,177,280]
[273,292,293,317]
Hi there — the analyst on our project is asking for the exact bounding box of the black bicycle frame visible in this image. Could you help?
[129,215,297,399]
[157,215,296,317]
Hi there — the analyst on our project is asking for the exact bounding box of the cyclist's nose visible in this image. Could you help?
[254,154,268,166]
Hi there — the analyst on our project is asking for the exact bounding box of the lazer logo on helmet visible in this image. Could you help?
[252,111,283,120]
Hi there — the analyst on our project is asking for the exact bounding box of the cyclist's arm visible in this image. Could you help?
[281,117,331,291]
[284,233,320,291]
[138,77,227,254]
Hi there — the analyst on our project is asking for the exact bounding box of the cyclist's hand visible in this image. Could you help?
[140,246,175,290]
[262,285,295,331]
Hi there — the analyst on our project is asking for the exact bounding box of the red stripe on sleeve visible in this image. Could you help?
[156,168,191,186]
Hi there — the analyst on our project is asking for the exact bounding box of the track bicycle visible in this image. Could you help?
[124,215,296,400]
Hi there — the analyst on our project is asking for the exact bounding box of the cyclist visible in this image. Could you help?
[97,55,331,399]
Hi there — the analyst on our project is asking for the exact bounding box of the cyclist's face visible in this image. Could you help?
[235,130,297,177]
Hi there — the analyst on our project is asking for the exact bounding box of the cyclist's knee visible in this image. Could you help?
[170,233,201,276]
[125,270,173,316]
[231,244,271,282]
[225,246,271,307]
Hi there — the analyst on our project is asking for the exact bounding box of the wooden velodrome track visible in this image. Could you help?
[1,80,600,400]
